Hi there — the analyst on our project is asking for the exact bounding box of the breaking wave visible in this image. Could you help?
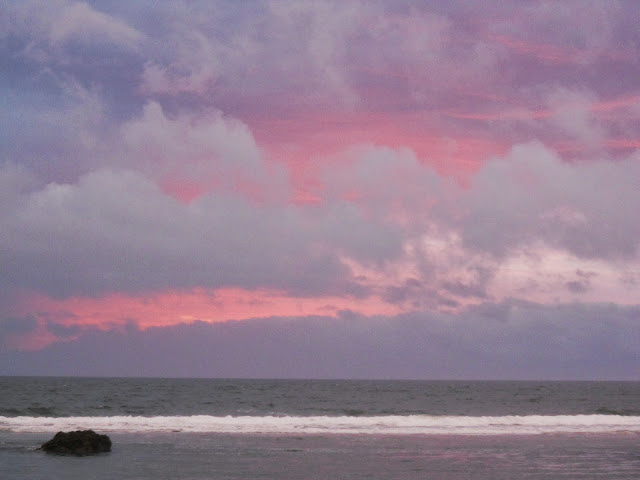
[2,414,640,435]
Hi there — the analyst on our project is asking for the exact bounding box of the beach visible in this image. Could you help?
[3,431,640,479]
[1,378,639,479]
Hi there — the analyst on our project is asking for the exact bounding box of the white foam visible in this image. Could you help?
[2,414,640,435]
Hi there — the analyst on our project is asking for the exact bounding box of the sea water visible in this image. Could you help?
[1,377,639,479]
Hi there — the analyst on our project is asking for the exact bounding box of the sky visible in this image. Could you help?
[1,0,639,379]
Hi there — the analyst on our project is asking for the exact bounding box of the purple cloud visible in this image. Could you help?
[2,301,637,380]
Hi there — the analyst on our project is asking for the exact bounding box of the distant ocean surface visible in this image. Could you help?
[1,377,639,479]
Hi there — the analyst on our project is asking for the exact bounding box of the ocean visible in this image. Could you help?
[1,377,639,479]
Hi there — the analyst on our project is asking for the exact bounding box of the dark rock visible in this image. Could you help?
[40,430,111,456]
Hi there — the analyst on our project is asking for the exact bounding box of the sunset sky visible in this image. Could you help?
[1,0,639,379]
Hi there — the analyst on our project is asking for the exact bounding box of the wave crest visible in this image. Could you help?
[2,414,640,435]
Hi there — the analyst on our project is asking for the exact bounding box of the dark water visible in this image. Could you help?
[3,377,640,418]
[1,377,639,479]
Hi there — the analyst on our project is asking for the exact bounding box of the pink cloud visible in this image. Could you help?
[6,287,406,351]
[487,33,581,64]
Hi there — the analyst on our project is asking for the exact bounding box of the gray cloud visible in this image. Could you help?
[565,269,597,294]
[46,321,84,338]
[5,137,638,307]
[0,315,39,351]
[0,166,403,298]
[461,142,640,260]
[565,280,589,294]
[0,315,38,335]
[2,301,637,380]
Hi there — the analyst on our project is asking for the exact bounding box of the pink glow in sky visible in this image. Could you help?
[1,1,639,379]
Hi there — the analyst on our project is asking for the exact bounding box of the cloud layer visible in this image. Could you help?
[1,0,639,379]
[3,302,638,380]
